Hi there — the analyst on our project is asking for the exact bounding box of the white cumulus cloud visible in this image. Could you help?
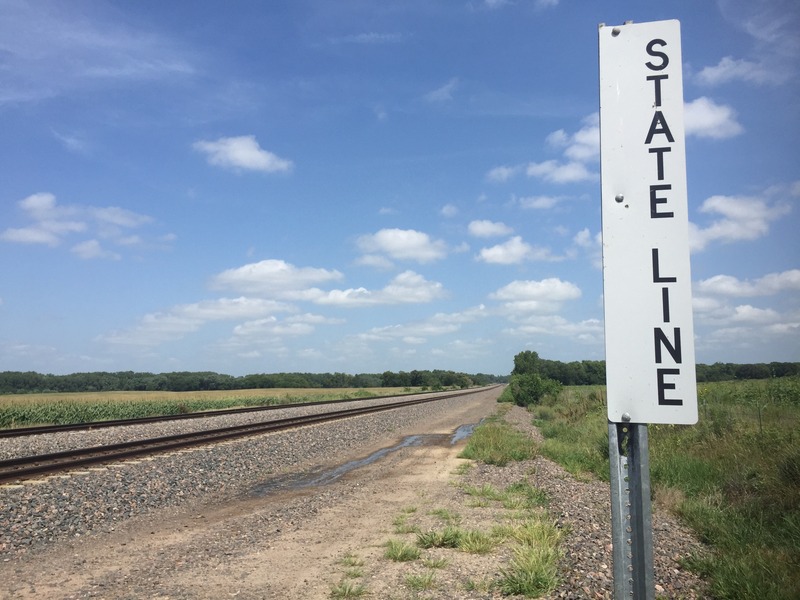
[689,194,790,251]
[311,271,446,307]
[210,259,343,296]
[684,97,744,139]
[468,220,513,238]
[491,278,581,313]
[193,135,293,173]
[546,113,599,162]
[476,236,559,264]
[357,228,447,264]
[696,269,800,296]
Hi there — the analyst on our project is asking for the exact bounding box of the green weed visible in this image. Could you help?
[497,544,561,597]
[416,526,462,549]
[384,539,420,562]
[458,419,537,466]
[330,580,367,598]
[338,552,365,568]
[405,570,436,591]
[457,529,496,554]
[428,508,461,524]
[421,556,448,569]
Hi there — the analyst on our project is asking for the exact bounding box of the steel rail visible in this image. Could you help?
[0,387,497,438]
[0,387,489,484]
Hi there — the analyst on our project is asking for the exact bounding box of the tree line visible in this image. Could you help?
[2,358,796,395]
[511,352,799,386]
[0,369,506,395]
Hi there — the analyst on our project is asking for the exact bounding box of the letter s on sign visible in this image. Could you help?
[646,39,669,71]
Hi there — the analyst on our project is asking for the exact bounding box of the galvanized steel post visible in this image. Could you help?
[609,421,654,599]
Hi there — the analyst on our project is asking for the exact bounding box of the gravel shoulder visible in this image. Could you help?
[0,393,708,599]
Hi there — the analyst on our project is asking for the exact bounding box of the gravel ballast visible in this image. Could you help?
[0,390,477,558]
[0,391,708,599]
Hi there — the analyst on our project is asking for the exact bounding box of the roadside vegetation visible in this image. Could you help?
[525,377,800,599]
[379,475,563,598]
[458,406,538,466]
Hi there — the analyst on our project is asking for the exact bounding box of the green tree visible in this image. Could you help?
[512,350,541,376]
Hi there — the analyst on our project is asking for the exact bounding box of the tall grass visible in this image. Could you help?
[458,410,538,466]
[530,378,800,599]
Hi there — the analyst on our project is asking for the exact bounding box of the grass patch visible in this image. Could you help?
[453,461,473,475]
[421,556,449,569]
[458,529,496,554]
[416,526,462,549]
[497,544,561,597]
[464,577,493,592]
[405,570,436,591]
[393,514,419,534]
[384,539,420,562]
[428,508,461,525]
[343,568,363,579]
[462,481,548,512]
[462,483,505,502]
[338,552,365,568]
[458,417,538,466]
[330,580,367,598]
[504,482,548,508]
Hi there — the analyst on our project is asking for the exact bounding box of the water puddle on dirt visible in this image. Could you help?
[251,422,479,496]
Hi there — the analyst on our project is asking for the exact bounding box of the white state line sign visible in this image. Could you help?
[599,20,698,425]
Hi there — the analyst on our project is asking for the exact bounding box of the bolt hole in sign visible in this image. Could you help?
[599,20,697,425]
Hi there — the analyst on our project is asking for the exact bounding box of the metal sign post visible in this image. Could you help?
[599,19,698,599]
[609,422,654,598]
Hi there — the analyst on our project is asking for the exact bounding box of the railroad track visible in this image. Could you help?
[0,387,493,484]
[0,392,413,438]
[0,387,487,438]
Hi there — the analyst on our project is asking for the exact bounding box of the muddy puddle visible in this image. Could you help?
[251,422,479,496]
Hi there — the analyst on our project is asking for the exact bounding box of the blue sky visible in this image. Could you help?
[1,0,798,377]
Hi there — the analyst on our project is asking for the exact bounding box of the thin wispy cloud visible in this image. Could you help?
[330,32,406,45]
[0,192,164,260]
[0,2,195,104]
[424,77,459,103]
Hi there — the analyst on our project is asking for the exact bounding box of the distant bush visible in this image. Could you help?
[509,373,562,407]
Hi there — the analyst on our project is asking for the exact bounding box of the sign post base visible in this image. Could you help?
[609,422,655,599]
